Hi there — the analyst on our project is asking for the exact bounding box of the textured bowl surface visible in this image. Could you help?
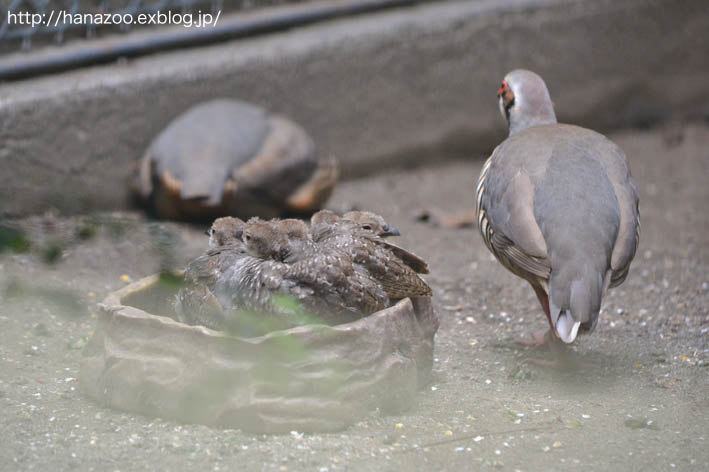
[80,274,438,433]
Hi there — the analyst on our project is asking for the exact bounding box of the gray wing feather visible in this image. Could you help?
[595,140,640,287]
[477,144,551,283]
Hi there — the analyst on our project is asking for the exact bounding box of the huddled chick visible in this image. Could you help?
[312,210,429,274]
[175,217,247,330]
[310,211,431,299]
[175,211,430,335]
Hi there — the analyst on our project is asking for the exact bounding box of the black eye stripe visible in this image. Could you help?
[505,93,515,108]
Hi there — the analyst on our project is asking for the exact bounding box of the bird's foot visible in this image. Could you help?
[516,331,591,370]
[514,331,552,348]
[413,208,475,229]
[524,353,592,371]
[525,357,566,369]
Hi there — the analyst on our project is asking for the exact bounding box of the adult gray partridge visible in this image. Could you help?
[134,99,338,221]
[476,69,639,344]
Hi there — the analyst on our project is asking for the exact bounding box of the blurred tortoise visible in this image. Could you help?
[134,99,338,220]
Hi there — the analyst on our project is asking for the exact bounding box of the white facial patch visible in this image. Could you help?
[498,96,507,121]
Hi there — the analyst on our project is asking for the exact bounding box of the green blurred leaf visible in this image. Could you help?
[68,336,88,350]
[0,224,30,253]
[41,242,64,264]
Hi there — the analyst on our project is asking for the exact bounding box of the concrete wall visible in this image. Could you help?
[1,0,708,217]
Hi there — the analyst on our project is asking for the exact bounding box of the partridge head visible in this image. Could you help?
[272,218,315,262]
[239,222,285,260]
[310,209,340,226]
[206,216,245,248]
[497,69,557,136]
[342,211,401,237]
[238,218,313,262]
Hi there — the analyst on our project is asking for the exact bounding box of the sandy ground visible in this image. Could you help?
[0,122,707,471]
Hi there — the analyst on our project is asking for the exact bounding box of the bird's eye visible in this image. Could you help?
[362,225,372,230]
[245,235,251,241]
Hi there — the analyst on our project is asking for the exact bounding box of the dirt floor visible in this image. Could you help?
[0,122,707,471]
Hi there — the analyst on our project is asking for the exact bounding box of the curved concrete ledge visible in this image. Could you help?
[1,0,708,216]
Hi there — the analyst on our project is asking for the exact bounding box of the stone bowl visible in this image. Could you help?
[79,274,438,433]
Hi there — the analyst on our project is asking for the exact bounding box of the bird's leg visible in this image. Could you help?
[413,208,475,229]
[515,285,556,348]
[515,330,552,347]
[524,334,583,370]
[516,285,581,369]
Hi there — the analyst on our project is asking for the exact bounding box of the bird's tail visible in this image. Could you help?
[548,268,607,344]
